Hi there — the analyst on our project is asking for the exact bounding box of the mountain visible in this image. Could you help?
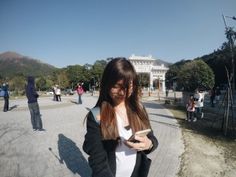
[154,59,172,67]
[0,51,57,77]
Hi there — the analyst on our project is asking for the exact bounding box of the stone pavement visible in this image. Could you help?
[0,94,184,177]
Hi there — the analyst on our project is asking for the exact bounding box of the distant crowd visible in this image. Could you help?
[185,86,222,122]
[0,78,85,131]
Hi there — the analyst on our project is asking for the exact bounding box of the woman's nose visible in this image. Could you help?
[118,89,125,96]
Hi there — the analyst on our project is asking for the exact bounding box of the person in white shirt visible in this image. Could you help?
[55,85,61,101]
[194,88,204,119]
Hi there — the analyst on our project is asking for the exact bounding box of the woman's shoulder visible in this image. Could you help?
[89,107,101,123]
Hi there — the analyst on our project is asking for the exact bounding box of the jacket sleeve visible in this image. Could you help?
[83,112,114,177]
[144,130,158,154]
[32,87,39,98]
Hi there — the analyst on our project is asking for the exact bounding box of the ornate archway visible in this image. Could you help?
[129,54,169,92]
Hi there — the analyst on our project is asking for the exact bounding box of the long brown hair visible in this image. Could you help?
[95,58,151,140]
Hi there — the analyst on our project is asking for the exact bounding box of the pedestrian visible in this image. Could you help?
[83,58,158,177]
[55,85,61,102]
[165,89,169,97]
[209,88,215,107]
[194,88,204,119]
[52,85,57,101]
[215,86,221,104]
[2,83,9,112]
[25,76,43,131]
[76,83,84,104]
[186,94,196,122]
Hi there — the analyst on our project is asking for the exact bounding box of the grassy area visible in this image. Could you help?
[162,102,236,177]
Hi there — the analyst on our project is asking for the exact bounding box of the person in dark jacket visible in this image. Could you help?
[25,76,43,130]
[83,58,158,177]
[2,83,9,112]
[210,87,216,107]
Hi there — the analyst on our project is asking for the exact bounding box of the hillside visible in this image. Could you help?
[166,45,236,87]
[0,51,57,77]
[154,59,172,67]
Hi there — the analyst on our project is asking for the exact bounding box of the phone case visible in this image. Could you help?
[128,129,151,142]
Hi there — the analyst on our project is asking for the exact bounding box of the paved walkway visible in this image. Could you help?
[0,94,184,177]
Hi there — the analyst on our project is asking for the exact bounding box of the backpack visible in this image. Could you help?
[0,90,5,97]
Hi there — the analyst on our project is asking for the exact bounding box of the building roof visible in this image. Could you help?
[129,54,155,61]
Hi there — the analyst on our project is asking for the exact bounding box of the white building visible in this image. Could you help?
[128,54,169,92]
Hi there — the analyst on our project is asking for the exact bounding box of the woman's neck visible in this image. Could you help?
[115,101,129,127]
[115,101,125,110]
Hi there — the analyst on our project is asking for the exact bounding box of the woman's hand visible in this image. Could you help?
[125,135,153,151]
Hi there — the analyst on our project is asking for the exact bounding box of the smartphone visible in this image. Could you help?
[128,129,151,143]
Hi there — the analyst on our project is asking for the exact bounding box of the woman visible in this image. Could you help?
[193,88,204,119]
[83,58,158,177]
[2,83,9,112]
[76,83,84,104]
[55,85,61,102]
[186,94,196,122]
[25,76,43,130]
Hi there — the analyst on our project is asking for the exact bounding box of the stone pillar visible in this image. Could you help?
[149,72,153,90]
[162,80,166,92]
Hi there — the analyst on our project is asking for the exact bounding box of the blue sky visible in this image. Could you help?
[0,0,235,68]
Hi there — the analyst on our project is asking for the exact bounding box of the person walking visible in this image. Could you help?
[194,88,204,119]
[2,83,9,112]
[210,88,216,107]
[165,89,169,98]
[83,58,158,177]
[76,83,84,104]
[52,85,57,101]
[215,86,221,104]
[186,94,196,122]
[25,76,43,131]
[55,85,61,102]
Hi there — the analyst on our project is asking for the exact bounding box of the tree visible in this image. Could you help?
[57,70,70,89]
[36,76,47,91]
[0,74,4,85]
[92,60,107,77]
[8,74,26,95]
[166,59,191,89]
[202,44,236,87]
[138,73,149,87]
[91,60,107,89]
[177,60,215,92]
[64,65,84,89]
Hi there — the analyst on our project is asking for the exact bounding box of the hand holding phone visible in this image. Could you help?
[128,129,151,143]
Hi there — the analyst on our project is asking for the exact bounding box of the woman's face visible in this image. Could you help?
[109,80,133,105]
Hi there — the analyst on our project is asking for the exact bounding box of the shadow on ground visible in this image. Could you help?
[55,134,91,177]
[9,105,18,111]
[143,102,164,110]
[70,100,78,105]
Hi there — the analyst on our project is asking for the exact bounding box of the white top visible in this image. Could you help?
[55,88,61,95]
[115,113,137,177]
[194,92,204,107]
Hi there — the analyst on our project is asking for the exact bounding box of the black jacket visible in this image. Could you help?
[83,110,158,177]
[25,76,39,104]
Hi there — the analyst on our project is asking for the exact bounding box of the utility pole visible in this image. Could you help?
[222,14,236,94]
[221,14,236,135]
